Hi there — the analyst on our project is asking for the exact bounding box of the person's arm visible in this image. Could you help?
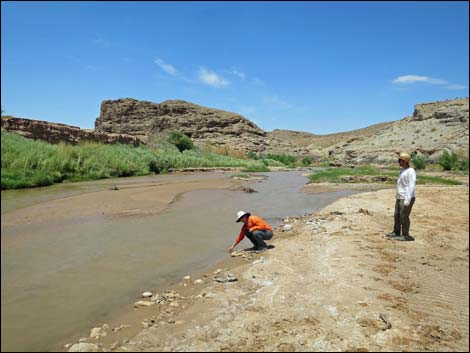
[228,226,246,253]
[404,169,416,206]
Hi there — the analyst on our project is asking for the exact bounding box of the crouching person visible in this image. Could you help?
[228,211,274,254]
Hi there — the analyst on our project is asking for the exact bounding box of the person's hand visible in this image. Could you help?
[228,246,234,254]
[399,199,405,210]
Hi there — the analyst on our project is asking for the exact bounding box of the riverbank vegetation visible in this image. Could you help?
[1,131,268,189]
[247,151,313,167]
[309,166,464,186]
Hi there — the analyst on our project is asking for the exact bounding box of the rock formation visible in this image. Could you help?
[325,98,469,164]
[95,98,268,152]
[1,116,143,146]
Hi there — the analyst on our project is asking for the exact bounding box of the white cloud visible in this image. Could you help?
[230,68,246,80]
[262,95,292,110]
[198,67,230,87]
[392,75,468,91]
[392,75,447,85]
[154,58,179,76]
[446,84,467,90]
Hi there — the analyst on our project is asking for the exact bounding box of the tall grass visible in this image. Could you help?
[1,131,270,189]
[309,166,463,185]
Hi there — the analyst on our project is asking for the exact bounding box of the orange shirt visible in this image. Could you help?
[236,215,272,243]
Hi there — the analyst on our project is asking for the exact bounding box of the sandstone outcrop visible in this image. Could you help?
[1,116,143,146]
[95,98,269,152]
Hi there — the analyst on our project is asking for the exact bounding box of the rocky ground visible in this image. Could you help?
[66,184,469,352]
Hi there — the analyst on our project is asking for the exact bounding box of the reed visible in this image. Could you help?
[1,131,269,189]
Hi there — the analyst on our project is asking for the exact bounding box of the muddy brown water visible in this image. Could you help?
[1,171,359,352]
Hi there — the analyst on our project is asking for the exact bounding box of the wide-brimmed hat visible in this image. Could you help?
[235,210,250,222]
[398,152,411,162]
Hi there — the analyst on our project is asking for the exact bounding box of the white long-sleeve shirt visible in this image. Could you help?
[395,167,416,206]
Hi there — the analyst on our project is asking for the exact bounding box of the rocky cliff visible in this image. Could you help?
[95,98,269,152]
[1,116,143,146]
[325,98,469,164]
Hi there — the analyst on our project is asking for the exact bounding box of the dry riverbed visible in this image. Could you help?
[64,184,469,352]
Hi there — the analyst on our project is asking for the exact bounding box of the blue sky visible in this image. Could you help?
[1,1,469,134]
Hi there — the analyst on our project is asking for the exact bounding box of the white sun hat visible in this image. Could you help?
[236,210,250,222]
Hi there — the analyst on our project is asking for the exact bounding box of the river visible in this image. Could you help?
[1,170,358,351]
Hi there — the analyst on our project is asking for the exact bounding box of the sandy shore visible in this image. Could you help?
[63,183,469,352]
[2,177,237,227]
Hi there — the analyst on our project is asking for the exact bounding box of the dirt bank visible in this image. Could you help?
[72,184,468,352]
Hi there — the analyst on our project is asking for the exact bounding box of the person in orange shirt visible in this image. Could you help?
[228,211,274,254]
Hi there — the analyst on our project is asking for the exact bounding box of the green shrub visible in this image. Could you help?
[166,130,194,152]
[411,155,426,170]
[263,153,296,166]
[260,158,285,167]
[301,156,313,166]
[241,163,270,172]
[438,150,459,171]
[247,151,258,160]
[458,158,469,171]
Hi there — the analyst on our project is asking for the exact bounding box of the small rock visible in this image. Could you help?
[252,257,266,265]
[78,338,88,343]
[194,279,204,284]
[226,274,238,282]
[169,302,179,307]
[214,269,223,275]
[89,327,106,339]
[109,341,120,350]
[215,274,238,282]
[175,320,185,325]
[141,291,153,298]
[68,343,100,352]
[358,208,371,215]
[134,300,154,308]
[183,275,191,280]
[112,324,130,332]
[283,224,293,232]
[230,250,244,257]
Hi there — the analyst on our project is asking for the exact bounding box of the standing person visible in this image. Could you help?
[386,152,416,241]
[228,211,274,254]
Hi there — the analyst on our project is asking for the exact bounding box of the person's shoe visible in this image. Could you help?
[385,232,400,238]
[255,247,269,254]
[245,246,258,252]
[395,235,414,241]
